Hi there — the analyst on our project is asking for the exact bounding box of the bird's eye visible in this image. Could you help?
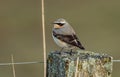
[57,23,64,26]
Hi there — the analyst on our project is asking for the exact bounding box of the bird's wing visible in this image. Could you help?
[53,31,85,49]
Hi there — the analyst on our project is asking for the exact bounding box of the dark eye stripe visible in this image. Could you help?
[57,23,64,26]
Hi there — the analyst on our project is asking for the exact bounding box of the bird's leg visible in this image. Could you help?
[60,47,64,52]
[58,47,64,55]
[69,49,73,55]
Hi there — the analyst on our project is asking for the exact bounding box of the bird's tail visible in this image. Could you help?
[78,45,85,50]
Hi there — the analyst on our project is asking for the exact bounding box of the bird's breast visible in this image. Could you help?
[52,34,69,48]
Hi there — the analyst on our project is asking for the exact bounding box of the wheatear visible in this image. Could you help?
[52,18,85,52]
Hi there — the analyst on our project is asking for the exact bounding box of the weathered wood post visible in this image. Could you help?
[47,50,113,77]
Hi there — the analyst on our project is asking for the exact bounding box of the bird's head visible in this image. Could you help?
[53,18,66,29]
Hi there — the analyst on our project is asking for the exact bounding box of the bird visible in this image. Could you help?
[52,18,85,52]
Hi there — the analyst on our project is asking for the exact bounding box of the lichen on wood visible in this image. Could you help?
[47,50,113,77]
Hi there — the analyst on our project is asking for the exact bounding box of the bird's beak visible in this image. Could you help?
[51,22,54,24]
[52,22,57,24]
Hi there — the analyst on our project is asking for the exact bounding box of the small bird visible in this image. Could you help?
[52,18,85,52]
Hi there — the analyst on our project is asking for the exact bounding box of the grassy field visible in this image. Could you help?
[0,0,120,77]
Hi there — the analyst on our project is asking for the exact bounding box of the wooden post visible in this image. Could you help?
[47,50,113,77]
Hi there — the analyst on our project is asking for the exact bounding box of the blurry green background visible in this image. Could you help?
[0,0,120,77]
